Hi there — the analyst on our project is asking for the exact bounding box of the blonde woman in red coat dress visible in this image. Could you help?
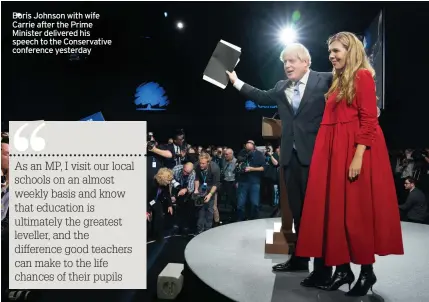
[295,32,404,297]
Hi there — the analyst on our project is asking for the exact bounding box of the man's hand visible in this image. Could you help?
[180,150,187,157]
[178,188,187,196]
[147,144,158,153]
[167,206,173,215]
[204,193,212,203]
[171,196,176,203]
[245,167,253,172]
[226,70,238,85]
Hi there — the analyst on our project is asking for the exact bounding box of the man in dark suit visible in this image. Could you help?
[399,177,428,223]
[227,43,333,285]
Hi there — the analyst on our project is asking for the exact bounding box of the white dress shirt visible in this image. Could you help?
[173,144,183,166]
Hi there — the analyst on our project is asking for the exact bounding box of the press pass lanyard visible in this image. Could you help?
[201,170,207,184]
[155,188,162,202]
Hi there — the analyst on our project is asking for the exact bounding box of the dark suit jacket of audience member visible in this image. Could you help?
[399,187,428,222]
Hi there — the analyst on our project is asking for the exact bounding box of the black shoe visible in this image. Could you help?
[345,269,377,296]
[272,257,308,272]
[318,268,355,291]
[300,269,332,287]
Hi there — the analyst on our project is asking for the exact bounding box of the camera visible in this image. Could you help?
[147,133,156,151]
[190,193,205,207]
[235,149,251,174]
[171,179,181,189]
[237,149,250,162]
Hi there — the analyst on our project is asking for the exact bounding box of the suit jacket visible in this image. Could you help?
[240,70,332,166]
[399,188,428,222]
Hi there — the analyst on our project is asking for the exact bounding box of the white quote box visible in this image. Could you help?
[9,121,147,289]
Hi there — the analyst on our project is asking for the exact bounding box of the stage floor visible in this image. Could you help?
[185,218,429,302]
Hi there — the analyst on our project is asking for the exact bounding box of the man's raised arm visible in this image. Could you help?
[226,70,278,106]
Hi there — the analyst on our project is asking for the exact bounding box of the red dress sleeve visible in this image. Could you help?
[355,69,378,147]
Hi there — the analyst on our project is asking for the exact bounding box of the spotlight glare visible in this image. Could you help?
[280,27,297,45]
[177,22,184,29]
[164,12,168,18]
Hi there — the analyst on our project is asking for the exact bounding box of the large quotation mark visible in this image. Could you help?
[14,123,46,152]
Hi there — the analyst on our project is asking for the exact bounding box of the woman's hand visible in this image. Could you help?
[167,206,173,215]
[349,155,363,181]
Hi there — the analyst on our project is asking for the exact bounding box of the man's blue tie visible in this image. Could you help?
[292,81,301,114]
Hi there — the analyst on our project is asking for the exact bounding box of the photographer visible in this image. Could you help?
[171,163,196,235]
[193,153,221,234]
[220,148,237,220]
[263,146,280,206]
[211,147,224,169]
[236,140,265,221]
[146,132,173,187]
[185,147,199,164]
[147,168,174,242]
[165,130,186,168]
[415,148,429,197]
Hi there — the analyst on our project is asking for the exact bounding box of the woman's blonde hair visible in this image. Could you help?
[154,167,173,186]
[325,32,375,105]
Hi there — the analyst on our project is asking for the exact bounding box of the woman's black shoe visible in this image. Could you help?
[318,269,355,291]
[345,269,377,296]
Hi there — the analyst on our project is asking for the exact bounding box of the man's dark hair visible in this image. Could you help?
[405,176,416,185]
[173,129,185,141]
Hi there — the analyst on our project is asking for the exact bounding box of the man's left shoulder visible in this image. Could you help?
[162,143,174,152]
[311,70,332,80]
[211,161,220,170]
[254,150,265,160]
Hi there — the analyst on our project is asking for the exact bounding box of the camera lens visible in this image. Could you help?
[171,180,180,188]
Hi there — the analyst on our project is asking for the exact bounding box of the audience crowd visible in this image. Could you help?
[145,129,429,242]
[1,129,428,301]
[145,129,281,241]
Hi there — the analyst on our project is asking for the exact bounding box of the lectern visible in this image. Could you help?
[262,117,296,254]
